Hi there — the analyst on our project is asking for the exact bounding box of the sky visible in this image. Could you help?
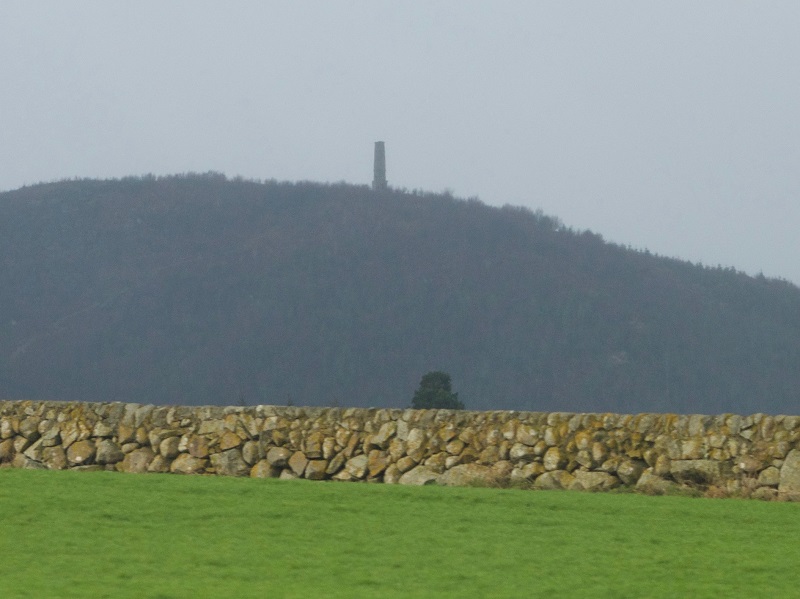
[2,1,799,284]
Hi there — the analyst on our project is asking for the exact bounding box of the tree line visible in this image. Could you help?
[1,174,798,415]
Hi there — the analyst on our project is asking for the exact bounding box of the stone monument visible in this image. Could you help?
[372,141,387,191]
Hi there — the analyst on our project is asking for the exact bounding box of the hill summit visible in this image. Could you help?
[1,173,798,414]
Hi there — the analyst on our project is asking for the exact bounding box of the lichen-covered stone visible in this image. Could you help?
[670,460,724,485]
[511,462,545,483]
[636,469,679,495]
[751,487,778,501]
[19,417,41,441]
[242,440,260,466]
[445,439,465,456]
[322,436,337,460]
[92,421,115,438]
[212,449,250,477]
[13,453,46,469]
[11,436,29,454]
[121,442,140,454]
[147,454,171,473]
[96,440,124,464]
[135,427,149,445]
[477,445,499,464]
[736,455,763,475]
[388,438,406,461]
[42,446,67,470]
[158,437,180,459]
[543,447,566,471]
[305,459,328,480]
[575,450,593,469]
[218,430,243,451]
[0,418,15,439]
[680,438,705,460]
[543,427,560,447]
[344,432,361,458]
[371,422,396,449]
[0,439,15,464]
[266,446,292,468]
[250,460,281,478]
[185,435,209,459]
[757,466,780,487]
[383,463,402,484]
[779,449,800,497]
[287,451,308,477]
[424,452,448,474]
[458,426,476,445]
[326,452,346,475]
[198,419,225,435]
[573,430,592,451]
[23,439,44,462]
[405,428,427,460]
[367,450,389,477]
[170,453,207,475]
[444,454,463,469]
[66,440,96,466]
[40,425,61,447]
[571,471,620,491]
[515,424,539,446]
[117,423,136,445]
[654,454,671,477]
[617,459,647,485]
[303,431,325,458]
[438,463,493,486]
[509,442,536,462]
[344,454,368,479]
[119,447,155,473]
[398,465,439,486]
[332,469,354,482]
[533,470,574,490]
[395,455,417,473]
[490,460,513,483]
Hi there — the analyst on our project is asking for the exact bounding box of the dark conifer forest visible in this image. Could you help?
[1,174,798,414]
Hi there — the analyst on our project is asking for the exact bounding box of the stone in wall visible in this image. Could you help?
[250,460,280,478]
[636,469,680,495]
[438,463,492,487]
[571,471,620,491]
[533,470,575,490]
[120,447,154,473]
[170,454,207,475]
[617,459,647,485]
[43,446,67,470]
[287,451,309,477]
[266,447,292,468]
[399,466,439,485]
[96,440,124,465]
[779,449,800,499]
[344,454,368,479]
[66,440,96,466]
[211,449,250,477]
[305,459,328,480]
[669,460,727,486]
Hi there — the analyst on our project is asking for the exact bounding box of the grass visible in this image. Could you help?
[1,469,799,598]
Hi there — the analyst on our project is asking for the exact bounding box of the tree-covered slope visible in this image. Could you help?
[1,174,798,414]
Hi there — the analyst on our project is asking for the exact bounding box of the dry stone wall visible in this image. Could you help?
[3,400,800,500]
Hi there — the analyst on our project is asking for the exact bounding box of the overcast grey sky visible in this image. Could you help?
[2,2,799,284]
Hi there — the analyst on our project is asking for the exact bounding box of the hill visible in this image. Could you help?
[1,173,798,413]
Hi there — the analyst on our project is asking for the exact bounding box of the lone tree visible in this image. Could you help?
[411,371,464,410]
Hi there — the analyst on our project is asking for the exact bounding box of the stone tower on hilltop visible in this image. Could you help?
[372,141,387,191]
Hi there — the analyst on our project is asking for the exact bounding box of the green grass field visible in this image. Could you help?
[1,469,798,598]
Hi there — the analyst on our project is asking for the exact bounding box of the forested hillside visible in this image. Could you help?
[1,174,798,414]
